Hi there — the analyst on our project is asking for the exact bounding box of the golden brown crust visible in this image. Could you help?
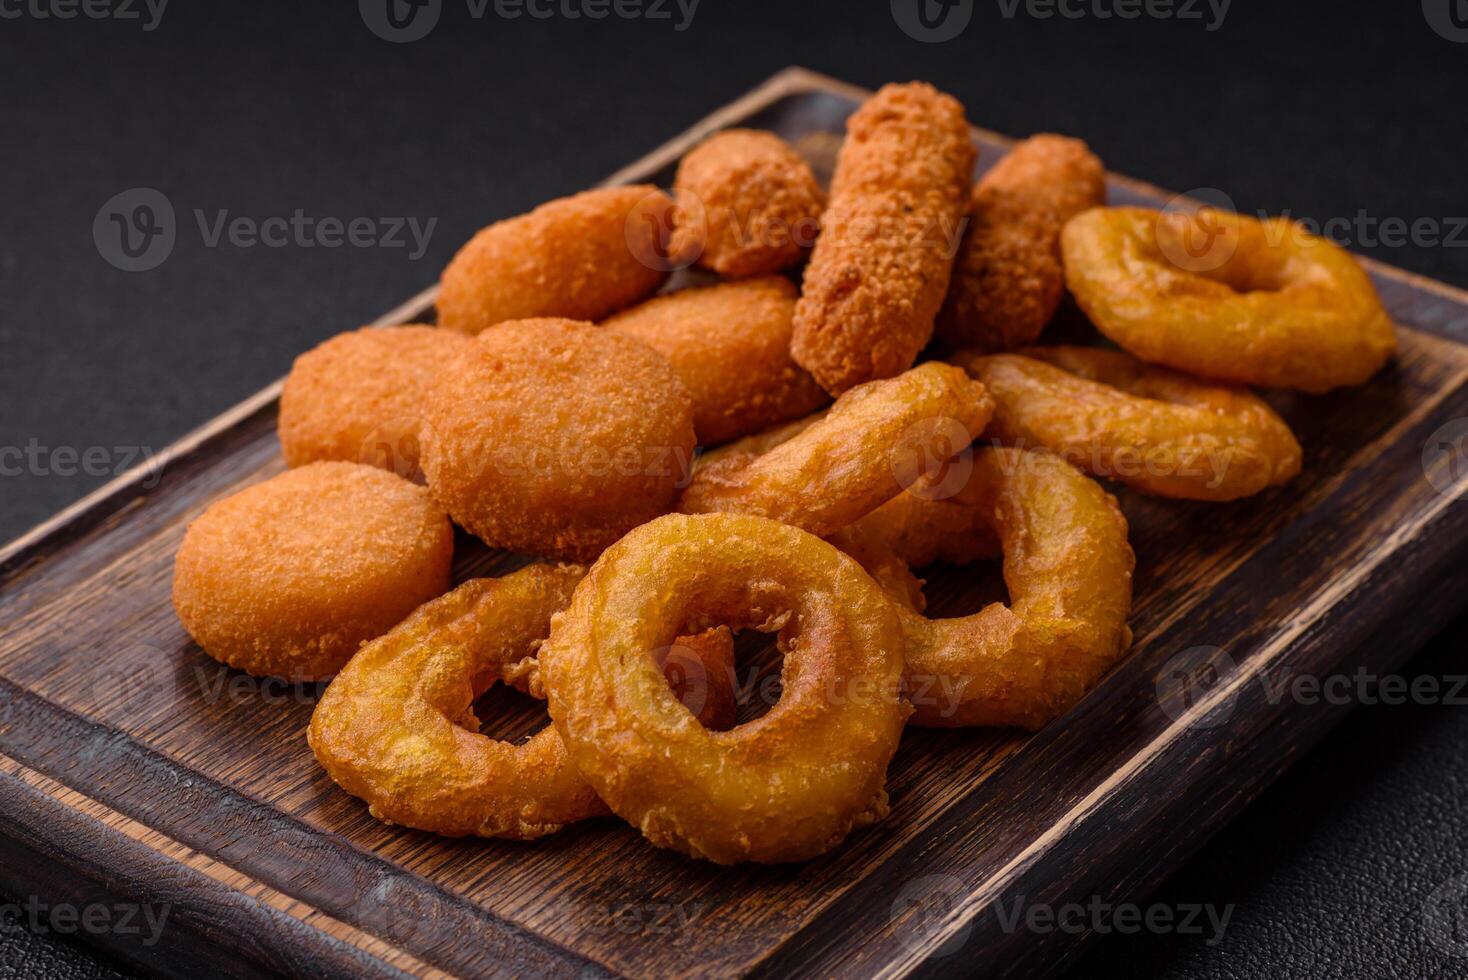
[421,318,696,562]
[790,82,976,395]
[954,346,1302,500]
[936,134,1105,352]
[892,448,1135,729]
[848,473,1001,569]
[667,129,825,278]
[602,277,829,445]
[308,565,603,839]
[540,513,909,863]
[278,325,470,481]
[308,565,739,839]
[171,462,454,681]
[677,362,994,536]
[437,186,672,335]
[1061,206,1396,392]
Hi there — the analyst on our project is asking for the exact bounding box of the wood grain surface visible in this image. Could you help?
[2,68,1467,979]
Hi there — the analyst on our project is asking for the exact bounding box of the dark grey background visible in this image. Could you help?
[2,1,1466,976]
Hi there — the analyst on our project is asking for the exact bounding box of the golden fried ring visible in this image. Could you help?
[1061,206,1396,392]
[437,186,672,335]
[541,513,910,864]
[870,447,1134,730]
[278,324,471,482]
[848,471,1001,569]
[937,134,1105,352]
[601,277,829,445]
[172,462,454,681]
[791,82,976,394]
[954,346,1301,501]
[677,362,994,536]
[668,129,825,278]
[308,564,737,839]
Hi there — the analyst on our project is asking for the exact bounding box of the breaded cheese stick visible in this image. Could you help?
[790,82,975,395]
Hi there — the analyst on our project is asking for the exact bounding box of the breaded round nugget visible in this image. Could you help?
[278,324,470,481]
[602,276,829,445]
[937,134,1105,352]
[172,462,454,681]
[421,318,696,562]
[790,82,975,395]
[437,186,673,335]
[668,129,825,278]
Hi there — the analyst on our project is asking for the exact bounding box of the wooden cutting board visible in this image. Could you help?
[3,67,1467,979]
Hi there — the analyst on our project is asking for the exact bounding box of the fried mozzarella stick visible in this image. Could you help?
[790,82,975,395]
[937,134,1105,352]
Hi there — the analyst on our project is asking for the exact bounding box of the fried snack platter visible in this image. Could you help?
[3,69,1468,979]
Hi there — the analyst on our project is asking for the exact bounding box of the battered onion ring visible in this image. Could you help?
[1061,206,1396,392]
[848,470,1001,569]
[954,346,1301,501]
[677,362,994,535]
[937,134,1105,352]
[308,564,736,839]
[791,82,976,394]
[859,448,1134,730]
[540,513,909,864]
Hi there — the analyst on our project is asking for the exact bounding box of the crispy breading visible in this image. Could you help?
[937,134,1105,351]
[668,129,824,278]
[790,82,975,394]
[437,186,671,334]
[421,318,696,562]
[602,276,828,445]
[172,462,454,681]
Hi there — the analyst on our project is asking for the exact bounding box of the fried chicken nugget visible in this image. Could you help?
[790,82,975,395]
[936,134,1106,352]
[602,276,829,445]
[437,186,673,335]
[172,462,454,681]
[668,129,825,278]
[421,318,696,562]
[278,325,470,481]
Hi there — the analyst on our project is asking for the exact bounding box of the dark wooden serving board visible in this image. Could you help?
[3,68,1468,979]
